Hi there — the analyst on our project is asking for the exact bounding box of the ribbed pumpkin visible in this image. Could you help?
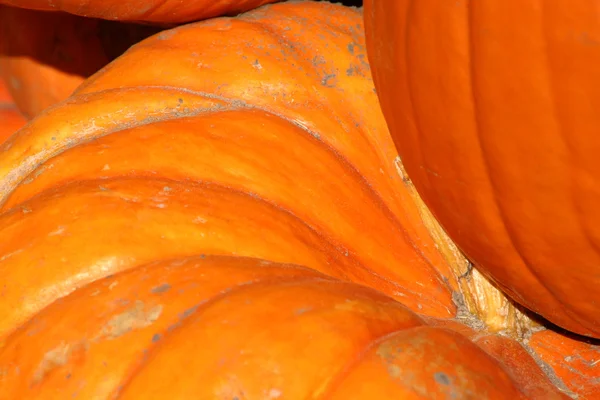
[0,2,597,398]
[0,0,280,23]
[364,0,600,339]
[0,255,570,399]
[0,5,160,118]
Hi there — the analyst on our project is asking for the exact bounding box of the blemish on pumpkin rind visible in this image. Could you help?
[321,73,337,87]
[97,300,163,340]
[150,283,171,294]
[375,341,430,397]
[31,340,89,386]
[434,371,451,386]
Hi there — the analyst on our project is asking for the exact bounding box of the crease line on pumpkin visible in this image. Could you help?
[539,4,600,330]
[399,0,461,297]
[0,86,231,205]
[464,5,577,327]
[1,83,454,302]
[310,325,430,398]
[108,275,343,399]
[1,174,450,316]
[402,0,432,191]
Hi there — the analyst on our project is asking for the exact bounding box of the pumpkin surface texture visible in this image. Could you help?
[0,5,161,118]
[364,0,600,338]
[0,255,569,399]
[0,0,280,23]
[0,2,597,398]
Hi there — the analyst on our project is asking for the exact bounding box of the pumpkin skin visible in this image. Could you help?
[0,5,160,118]
[0,255,566,399]
[0,0,280,24]
[0,80,25,144]
[0,1,463,335]
[0,2,596,397]
[364,0,600,338]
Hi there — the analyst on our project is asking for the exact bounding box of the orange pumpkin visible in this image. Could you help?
[364,0,600,339]
[0,5,161,118]
[0,2,597,397]
[0,80,26,144]
[0,0,280,23]
[0,255,568,399]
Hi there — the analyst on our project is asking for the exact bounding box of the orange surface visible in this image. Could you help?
[0,255,564,399]
[0,79,25,143]
[365,0,600,338]
[0,0,280,23]
[0,2,596,398]
[0,5,160,118]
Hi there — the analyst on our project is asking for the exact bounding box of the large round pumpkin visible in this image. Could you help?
[0,2,597,398]
[0,5,161,118]
[364,0,600,338]
[0,0,280,23]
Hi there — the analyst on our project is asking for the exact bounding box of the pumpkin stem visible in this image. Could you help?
[393,156,541,340]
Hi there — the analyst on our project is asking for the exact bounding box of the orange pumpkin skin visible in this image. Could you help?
[0,0,280,23]
[0,5,160,118]
[528,329,600,399]
[364,0,600,338]
[0,255,566,399]
[0,2,593,397]
[0,1,464,337]
[0,80,25,144]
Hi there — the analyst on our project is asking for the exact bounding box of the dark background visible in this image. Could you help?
[321,0,363,7]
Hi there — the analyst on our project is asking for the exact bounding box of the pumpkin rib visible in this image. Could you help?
[0,255,333,346]
[539,4,600,324]
[402,0,575,329]
[2,84,378,213]
[0,85,456,307]
[0,255,333,398]
[0,87,229,202]
[325,325,535,399]
[543,30,600,295]
[0,253,568,399]
[0,175,456,340]
[2,106,452,296]
[463,6,581,327]
[109,277,368,399]
[366,0,600,336]
[7,174,445,306]
[465,3,584,329]
[312,326,425,398]
[402,0,432,192]
[62,4,457,297]
[111,276,427,399]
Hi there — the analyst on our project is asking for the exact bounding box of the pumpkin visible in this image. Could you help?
[0,1,597,397]
[0,80,25,144]
[0,5,161,118]
[0,255,569,399]
[364,0,600,339]
[0,0,280,24]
